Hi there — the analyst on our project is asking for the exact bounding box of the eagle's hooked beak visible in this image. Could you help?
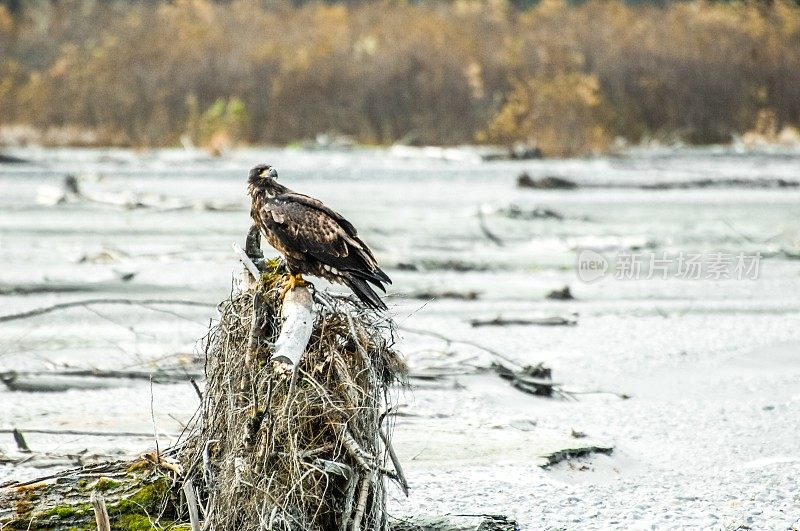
[248,165,279,182]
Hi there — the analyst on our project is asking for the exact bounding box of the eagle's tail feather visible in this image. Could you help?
[344,274,387,311]
[352,247,392,285]
[373,266,392,285]
[350,271,388,292]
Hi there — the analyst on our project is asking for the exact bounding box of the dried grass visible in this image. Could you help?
[178,263,405,531]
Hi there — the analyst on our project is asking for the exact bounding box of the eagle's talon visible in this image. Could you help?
[278,273,306,299]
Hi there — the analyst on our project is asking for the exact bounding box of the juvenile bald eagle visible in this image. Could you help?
[248,164,391,310]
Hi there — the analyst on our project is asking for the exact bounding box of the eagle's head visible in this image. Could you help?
[248,164,286,198]
[249,164,278,182]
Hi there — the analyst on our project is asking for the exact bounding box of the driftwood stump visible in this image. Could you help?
[176,230,407,530]
[0,228,405,530]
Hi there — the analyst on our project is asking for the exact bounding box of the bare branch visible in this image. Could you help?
[0,298,212,324]
[232,243,262,280]
[399,325,523,369]
[182,481,201,531]
[379,430,408,497]
[477,208,504,246]
[90,490,111,531]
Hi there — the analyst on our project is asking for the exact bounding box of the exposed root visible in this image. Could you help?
[179,259,406,530]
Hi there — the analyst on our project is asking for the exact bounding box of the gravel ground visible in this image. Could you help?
[1,147,799,529]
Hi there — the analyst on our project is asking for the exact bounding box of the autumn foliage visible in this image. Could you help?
[1,0,799,155]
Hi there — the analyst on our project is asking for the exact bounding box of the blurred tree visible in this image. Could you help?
[479,73,611,156]
[0,0,19,15]
[0,0,799,148]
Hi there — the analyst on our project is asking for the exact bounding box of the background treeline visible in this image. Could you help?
[1,0,799,155]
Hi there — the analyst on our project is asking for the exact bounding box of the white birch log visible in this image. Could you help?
[273,286,315,367]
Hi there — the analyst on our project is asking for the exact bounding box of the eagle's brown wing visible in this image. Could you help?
[261,194,390,308]
[277,192,381,264]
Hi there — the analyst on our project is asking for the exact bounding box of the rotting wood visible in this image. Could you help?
[517,173,578,189]
[398,290,480,301]
[0,427,177,438]
[415,259,492,272]
[1,450,134,470]
[0,153,28,164]
[545,286,574,300]
[400,326,524,370]
[492,362,575,399]
[0,457,183,529]
[12,428,31,453]
[477,208,505,247]
[38,173,239,211]
[0,279,143,296]
[390,515,518,531]
[497,204,565,221]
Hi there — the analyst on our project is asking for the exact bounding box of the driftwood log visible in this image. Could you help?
[0,369,203,392]
[0,454,187,529]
